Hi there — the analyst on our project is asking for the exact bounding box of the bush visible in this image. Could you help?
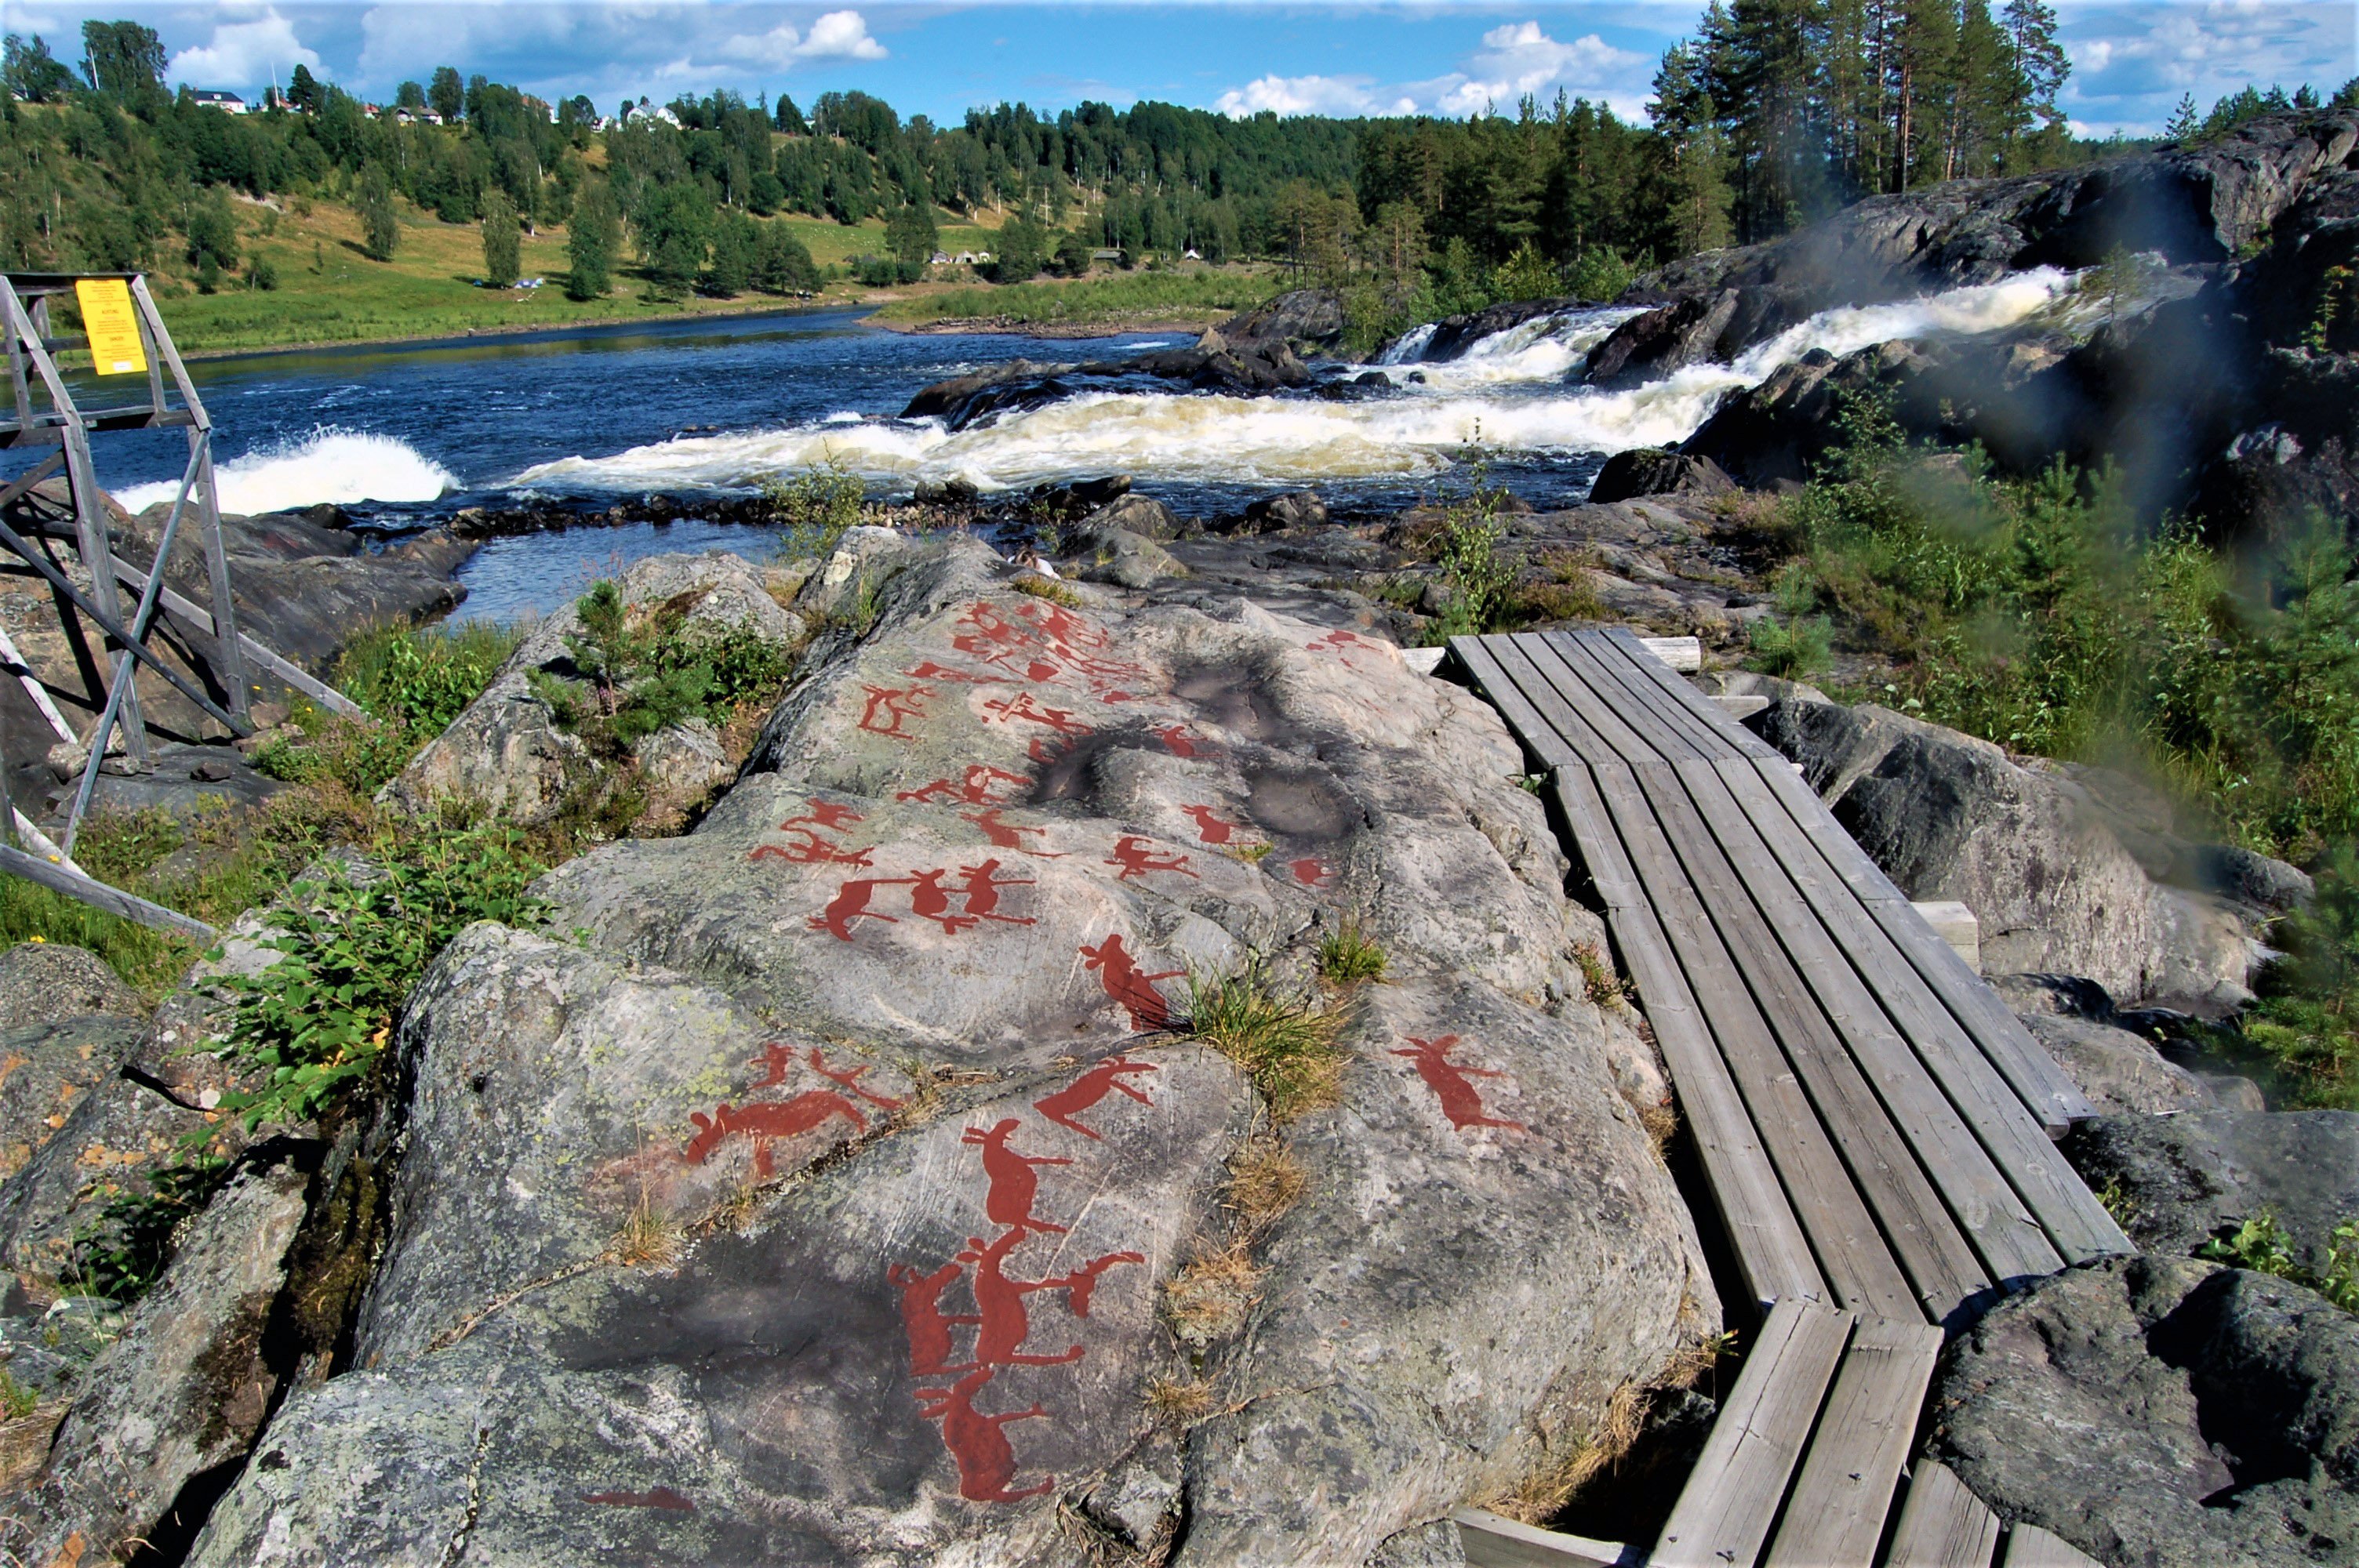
[528,579,798,757]
[252,620,518,796]
[760,462,866,559]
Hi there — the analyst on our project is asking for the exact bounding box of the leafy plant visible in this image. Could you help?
[1745,565,1834,680]
[2196,1210,2359,1312]
[529,581,794,758]
[0,1366,38,1421]
[1423,447,1518,641]
[760,460,867,561]
[66,1155,229,1302]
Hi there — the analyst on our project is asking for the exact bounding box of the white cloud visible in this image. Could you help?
[1214,73,1413,118]
[168,9,321,92]
[723,9,886,69]
[1211,18,1646,122]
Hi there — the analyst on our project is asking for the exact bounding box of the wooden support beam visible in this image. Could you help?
[106,555,367,720]
[0,842,213,942]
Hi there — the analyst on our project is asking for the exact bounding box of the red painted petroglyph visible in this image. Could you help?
[1154,724,1205,757]
[751,800,874,867]
[684,1091,871,1177]
[890,1261,980,1377]
[807,877,911,941]
[905,660,1011,684]
[1080,934,1184,1032]
[961,808,1063,856]
[809,863,1034,941]
[957,1229,1143,1363]
[1106,836,1198,883]
[1305,628,1380,670]
[982,690,1091,736]
[945,599,1152,699]
[915,1367,1055,1503]
[858,684,934,740]
[1289,857,1333,888]
[897,765,1030,807]
[961,1119,1070,1236]
[1391,1035,1526,1133]
[1033,1056,1159,1139]
[581,1488,695,1511]
[1181,805,1237,845]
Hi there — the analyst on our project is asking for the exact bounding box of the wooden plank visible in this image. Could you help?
[1667,757,2062,1294]
[1452,635,1579,771]
[1594,760,1917,1322]
[1453,1508,1630,1567]
[0,619,77,745]
[1711,759,2126,1269]
[1598,628,1787,762]
[9,806,84,877]
[1480,634,1627,768]
[1522,633,1707,765]
[1747,756,1914,904]
[1763,1317,1945,1568]
[2001,1525,2101,1568]
[0,842,213,942]
[1556,766,1826,1312]
[1884,1461,2001,1568]
[1561,631,1748,764]
[106,555,370,720]
[1650,1300,1853,1568]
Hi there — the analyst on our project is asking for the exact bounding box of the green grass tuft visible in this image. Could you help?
[1186,964,1346,1121]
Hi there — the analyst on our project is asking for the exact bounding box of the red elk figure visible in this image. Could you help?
[1289,857,1332,888]
[897,765,1030,806]
[1105,836,1198,883]
[808,877,914,942]
[889,1260,980,1377]
[1390,1035,1526,1134]
[858,684,934,740]
[1154,724,1205,758]
[956,1229,1146,1364]
[786,799,863,832]
[1180,805,1236,845]
[806,1047,905,1110]
[961,808,1063,856]
[903,660,1010,685]
[683,1089,872,1175]
[913,1367,1054,1504]
[1033,1056,1160,1139]
[961,1120,1071,1236]
[1079,934,1185,1033]
[950,861,1037,927]
[983,691,1092,736]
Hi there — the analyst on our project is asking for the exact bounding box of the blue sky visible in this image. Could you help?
[3,2,2354,137]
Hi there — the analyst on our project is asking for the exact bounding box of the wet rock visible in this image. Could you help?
[1413,298,1586,364]
[900,358,1077,424]
[1585,289,1743,388]
[4,1162,310,1567]
[1239,491,1330,533]
[1071,526,1186,590]
[1588,448,1736,505]
[383,552,803,826]
[0,942,140,1029]
[1925,1254,2359,1567]
[2018,1012,2213,1116]
[1215,287,1347,352]
[188,538,1711,1563]
[1074,492,1182,542]
[1751,697,2264,1004]
[2063,1109,2359,1264]
[1684,339,1935,486]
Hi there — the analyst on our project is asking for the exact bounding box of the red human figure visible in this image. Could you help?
[961,1119,1070,1236]
[858,684,934,740]
[1105,836,1198,883]
[961,808,1063,856]
[889,1261,980,1377]
[983,691,1091,736]
[913,1367,1053,1504]
[1180,806,1236,846]
[808,877,912,942]
[1390,1035,1526,1133]
[783,799,863,832]
[953,601,1060,683]
[753,1041,799,1087]
[807,1047,905,1110]
[951,861,1038,926]
[1289,857,1332,888]
[1154,724,1201,758]
[683,1091,870,1171]
[1079,935,1185,1033]
[1032,1056,1160,1140]
[750,830,874,867]
[954,1229,1083,1369]
[897,765,1030,806]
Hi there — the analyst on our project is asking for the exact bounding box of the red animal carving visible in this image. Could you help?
[983,690,1091,736]
[914,1367,1054,1503]
[1080,934,1184,1033]
[684,1091,871,1174]
[808,877,912,941]
[1106,836,1198,883]
[858,684,934,740]
[1154,724,1202,757]
[904,660,1009,684]
[1306,628,1375,669]
[751,830,874,867]
[1033,1056,1160,1139]
[890,1260,980,1376]
[786,799,863,832]
[961,1119,1070,1236]
[1181,805,1237,845]
[1289,857,1332,887]
[961,808,1063,856]
[897,765,1030,806]
[1391,1035,1526,1133]
[951,860,1037,927]
[753,1040,799,1087]
[807,1047,905,1109]
[958,1229,1145,1360]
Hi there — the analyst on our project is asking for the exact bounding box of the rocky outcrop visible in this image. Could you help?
[1588,448,1736,505]
[183,535,1713,1564]
[2016,1011,2217,1116]
[2064,1109,2359,1265]
[1750,697,2277,1005]
[1925,1254,2359,1567]
[1414,298,1583,362]
[383,551,805,826]
[0,941,141,1027]
[1584,290,1743,388]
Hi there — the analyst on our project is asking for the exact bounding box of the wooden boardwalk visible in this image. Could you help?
[1448,629,2125,1568]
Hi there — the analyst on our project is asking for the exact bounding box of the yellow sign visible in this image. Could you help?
[75,278,147,376]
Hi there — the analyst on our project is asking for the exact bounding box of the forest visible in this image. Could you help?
[2,5,2350,326]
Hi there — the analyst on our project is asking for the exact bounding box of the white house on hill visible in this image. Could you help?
[188,89,247,113]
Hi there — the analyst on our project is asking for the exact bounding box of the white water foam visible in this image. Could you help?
[513,270,2074,495]
[118,428,457,515]
[1376,323,1437,364]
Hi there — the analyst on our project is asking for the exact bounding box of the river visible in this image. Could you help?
[10,270,2082,623]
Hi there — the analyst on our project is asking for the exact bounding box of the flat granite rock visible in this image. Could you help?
[184,535,1714,1566]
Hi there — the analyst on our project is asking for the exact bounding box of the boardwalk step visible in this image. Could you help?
[1452,1507,1634,1566]
[1883,1461,2001,1566]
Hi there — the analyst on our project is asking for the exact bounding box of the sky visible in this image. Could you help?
[2,1,2354,139]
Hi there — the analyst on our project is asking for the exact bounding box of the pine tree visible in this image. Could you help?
[480,190,519,287]
[2165,94,2201,140]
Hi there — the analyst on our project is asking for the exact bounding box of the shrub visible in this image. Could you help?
[760,461,867,561]
[529,580,798,758]
[1316,922,1387,985]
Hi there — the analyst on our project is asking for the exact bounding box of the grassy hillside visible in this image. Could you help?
[868,268,1283,333]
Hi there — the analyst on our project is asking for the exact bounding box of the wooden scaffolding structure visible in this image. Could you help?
[1,271,360,942]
